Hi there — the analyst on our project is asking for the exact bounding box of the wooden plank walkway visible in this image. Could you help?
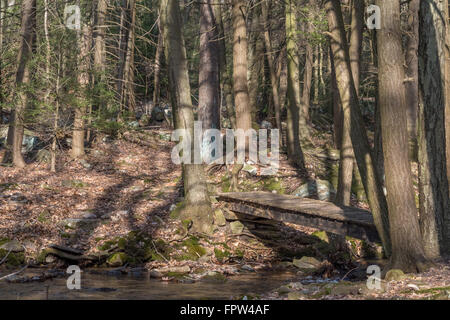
[217,192,380,243]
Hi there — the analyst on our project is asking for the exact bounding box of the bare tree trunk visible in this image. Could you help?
[72,25,91,159]
[123,0,136,118]
[214,2,235,129]
[418,0,450,259]
[4,0,36,168]
[325,0,391,255]
[153,18,163,107]
[376,0,429,272]
[199,0,220,130]
[286,0,306,169]
[161,0,213,234]
[247,7,263,128]
[301,10,313,124]
[116,0,131,116]
[262,0,281,130]
[405,0,420,159]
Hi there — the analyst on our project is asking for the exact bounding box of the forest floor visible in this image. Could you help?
[0,126,449,300]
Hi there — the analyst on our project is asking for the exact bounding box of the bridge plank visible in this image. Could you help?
[218,192,380,243]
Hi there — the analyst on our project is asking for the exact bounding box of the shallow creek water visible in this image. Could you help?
[0,268,303,300]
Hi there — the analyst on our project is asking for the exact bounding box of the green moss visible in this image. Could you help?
[1,249,25,266]
[183,237,206,258]
[36,249,49,264]
[221,175,231,193]
[107,252,128,267]
[38,210,51,223]
[263,178,285,194]
[170,201,185,219]
[312,231,329,243]
[214,248,231,262]
[235,249,244,259]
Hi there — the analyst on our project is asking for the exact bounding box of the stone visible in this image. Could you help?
[385,269,406,282]
[45,255,57,264]
[241,264,255,272]
[260,120,272,129]
[81,212,97,219]
[213,209,226,227]
[139,114,151,127]
[149,269,163,278]
[107,252,128,267]
[80,159,92,169]
[293,256,322,271]
[287,292,305,300]
[128,121,139,129]
[151,106,166,122]
[242,164,257,176]
[0,240,24,252]
[36,149,51,163]
[293,180,336,201]
[230,221,244,234]
[277,286,291,295]
[157,265,191,274]
[223,208,239,221]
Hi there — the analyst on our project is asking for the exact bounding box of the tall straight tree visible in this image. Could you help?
[261,0,281,130]
[160,0,213,234]
[72,23,91,159]
[286,0,305,169]
[376,0,429,272]
[418,0,450,259]
[325,0,391,255]
[4,0,36,167]
[230,0,253,190]
[198,0,220,131]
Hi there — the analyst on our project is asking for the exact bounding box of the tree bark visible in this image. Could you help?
[199,0,220,131]
[72,25,91,159]
[161,0,213,234]
[405,0,420,158]
[4,0,36,168]
[262,0,281,130]
[376,0,429,272]
[286,0,306,169]
[248,6,263,128]
[153,18,163,107]
[418,0,450,259]
[325,0,391,255]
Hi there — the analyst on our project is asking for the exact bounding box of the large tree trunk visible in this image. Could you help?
[286,0,306,169]
[261,0,281,130]
[0,0,4,124]
[376,0,429,272]
[4,0,36,168]
[94,0,107,74]
[325,0,391,255]
[161,0,213,234]
[199,0,220,131]
[334,0,363,206]
[418,0,450,259]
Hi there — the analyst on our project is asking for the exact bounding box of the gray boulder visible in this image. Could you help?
[293,179,336,201]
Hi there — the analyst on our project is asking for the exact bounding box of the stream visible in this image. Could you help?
[0,268,301,300]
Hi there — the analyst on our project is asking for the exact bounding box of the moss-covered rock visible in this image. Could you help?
[213,209,226,227]
[230,221,244,234]
[385,269,406,282]
[107,252,128,267]
[0,249,25,266]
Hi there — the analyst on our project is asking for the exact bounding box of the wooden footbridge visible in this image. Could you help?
[218,192,380,243]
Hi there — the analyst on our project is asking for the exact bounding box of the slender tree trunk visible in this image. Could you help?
[248,7,263,128]
[161,0,213,234]
[199,0,220,130]
[262,0,281,130]
[376,0,428,272]
[72,25,90,159]
[405,0,420,159]
[5,0,36,168]
[214,2,235,129]
[286,0,306,169]
[418,0,450,259]
[325,0,391,255]
[301,12,313,124]
[153,18,163,107]
[123,0,136,118]
[116,0,131,115]
[94,0,107,112]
